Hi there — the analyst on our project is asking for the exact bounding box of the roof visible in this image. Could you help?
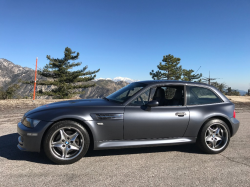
[137,80,209,86]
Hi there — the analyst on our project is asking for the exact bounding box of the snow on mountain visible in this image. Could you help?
[113,77,139,83]
[95,77,139,83]
[95,78,112,81]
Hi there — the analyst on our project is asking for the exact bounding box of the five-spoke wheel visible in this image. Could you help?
[50,128,84,159]
[44,120,90,164]
[197,119,230,154]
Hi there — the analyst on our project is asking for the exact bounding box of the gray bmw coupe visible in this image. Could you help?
[17,80,240,164]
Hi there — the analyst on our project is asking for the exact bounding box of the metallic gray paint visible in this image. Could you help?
[84,120,123,141]
[124,106,190,139]
[17,80,240,153]
[230,118,240,136]
[17,121,54,152]
[95,137,196,149]
[183,103,234,137]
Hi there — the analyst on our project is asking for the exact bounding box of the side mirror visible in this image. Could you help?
[146,100,159,107]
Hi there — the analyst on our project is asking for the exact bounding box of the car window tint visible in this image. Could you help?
[129,89,151,106]
[149,87,156,101]
[165,87,177,99]
[187,86,222,105]
[129,86,185,107]
[106,83,147,103]
[128,87,144,96]
[163,86,184,106]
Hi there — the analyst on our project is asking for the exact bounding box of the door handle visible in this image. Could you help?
[175,112,186,117]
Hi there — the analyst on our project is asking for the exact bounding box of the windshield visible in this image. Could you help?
[106,82,147,103]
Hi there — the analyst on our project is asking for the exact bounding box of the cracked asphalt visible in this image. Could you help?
[0,107,249,187]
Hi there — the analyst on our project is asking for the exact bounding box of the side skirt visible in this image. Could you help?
[94,137,196,150]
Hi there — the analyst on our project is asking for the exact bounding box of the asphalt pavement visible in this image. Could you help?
[0,110,249,187]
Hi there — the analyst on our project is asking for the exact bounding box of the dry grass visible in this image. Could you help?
[0,99,74,109]
[226,96,250,103]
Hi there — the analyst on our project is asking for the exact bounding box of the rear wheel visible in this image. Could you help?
[43,120,90,164]
[197,119,230,154]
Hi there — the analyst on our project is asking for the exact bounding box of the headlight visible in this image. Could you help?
[21,117,40,128]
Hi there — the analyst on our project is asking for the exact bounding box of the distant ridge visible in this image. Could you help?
[0,58,34,87]
[0,58,129,99]
[236,89,247,96]
[95,77,139,83]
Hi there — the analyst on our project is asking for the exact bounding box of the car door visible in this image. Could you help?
[124,86,190,140]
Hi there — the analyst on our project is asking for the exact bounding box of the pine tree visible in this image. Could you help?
[211,82,227,93]
[29,47,100,99]
[150,70,162,80]
[182,69,202,81]
[150,54,182,80]
[0,82,20,99]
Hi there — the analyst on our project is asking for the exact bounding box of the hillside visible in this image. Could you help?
[0,58,34,86]
[0,58,129,99]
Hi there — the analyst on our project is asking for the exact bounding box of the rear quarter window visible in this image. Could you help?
[187,86,222,105]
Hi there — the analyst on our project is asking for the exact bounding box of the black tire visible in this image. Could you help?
[43,120,90,164]
[196,119,231,154]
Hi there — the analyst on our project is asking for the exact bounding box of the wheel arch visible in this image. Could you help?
[40,118,95,151]
[197,116,233,137]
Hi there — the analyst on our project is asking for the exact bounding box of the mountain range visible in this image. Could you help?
[95,77,139,83]
[236,90,247,96]
[0,58,129,99]
[0,58,34,86]
[0,58,247,98]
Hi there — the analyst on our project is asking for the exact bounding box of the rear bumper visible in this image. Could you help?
[230,118,240,137]
[17,120,52,152]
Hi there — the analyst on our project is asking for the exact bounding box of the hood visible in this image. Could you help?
[25,98,119,116]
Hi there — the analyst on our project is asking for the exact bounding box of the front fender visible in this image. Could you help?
[26,108,92,121]
[26,106,125,143]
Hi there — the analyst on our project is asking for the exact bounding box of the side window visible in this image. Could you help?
[128,89,152,106]
[187,86,222,105]
[129,86,185,106]
[165,87,177,99]
[164,86,184,106]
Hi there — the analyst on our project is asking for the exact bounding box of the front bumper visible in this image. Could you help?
[230,117,240,137]
[17,120,53,152]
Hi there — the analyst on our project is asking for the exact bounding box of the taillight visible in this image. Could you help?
[233,110,236,118]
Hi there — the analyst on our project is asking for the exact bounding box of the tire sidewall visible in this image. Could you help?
[43,120,90,164]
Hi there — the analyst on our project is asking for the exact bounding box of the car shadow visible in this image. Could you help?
[0,133,204,164]
[0,133,53,165]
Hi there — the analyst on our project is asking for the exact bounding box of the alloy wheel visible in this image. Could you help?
[205,123,229,151]
[49,127,84,160]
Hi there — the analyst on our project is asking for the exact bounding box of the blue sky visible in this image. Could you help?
[0,0,249,90]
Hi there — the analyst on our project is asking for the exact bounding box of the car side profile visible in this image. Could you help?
[17,80,240,164]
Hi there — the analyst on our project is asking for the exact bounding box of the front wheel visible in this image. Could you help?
[43,120,90,164]
[197,119,231,154]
